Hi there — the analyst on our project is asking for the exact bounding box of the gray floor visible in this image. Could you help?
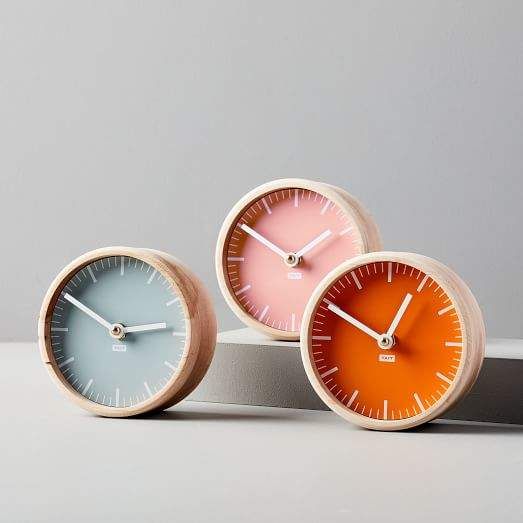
[2,343,522,522]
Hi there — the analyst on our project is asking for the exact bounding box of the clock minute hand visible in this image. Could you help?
[123,322,167,334]
[64,293,112,330]
[326,302,381,342]
[386,293,413,337]
[240,224,287,259]
[295,229,332,258]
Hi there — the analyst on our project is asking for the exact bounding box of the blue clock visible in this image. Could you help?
[38,247,216,417]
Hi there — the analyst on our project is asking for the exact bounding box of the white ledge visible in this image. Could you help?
[190,328,523,425]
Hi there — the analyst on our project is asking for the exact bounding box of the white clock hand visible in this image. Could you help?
[123,322,167,334]
[326,301,381,342]
[240,224,287,259]
[386,293,413,337]
[64,293,112,330]
[295,229,332,258]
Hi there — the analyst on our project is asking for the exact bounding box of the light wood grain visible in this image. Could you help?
[38,246,217,418]
[215,178,383,341]
[300,251,486,431]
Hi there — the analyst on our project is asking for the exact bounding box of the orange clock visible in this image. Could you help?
[300,252,485,430]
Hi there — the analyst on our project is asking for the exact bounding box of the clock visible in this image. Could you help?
[300,252,485,430]
[38,247,216,417]
[215,179,382,340]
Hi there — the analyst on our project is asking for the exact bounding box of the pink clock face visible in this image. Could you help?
[224,188,366,334]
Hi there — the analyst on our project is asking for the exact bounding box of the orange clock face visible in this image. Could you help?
[306,260,465,424]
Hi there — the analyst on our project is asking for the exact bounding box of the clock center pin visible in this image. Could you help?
[110,323,126,340]
[377,334,395,350]
[284,252,300,268]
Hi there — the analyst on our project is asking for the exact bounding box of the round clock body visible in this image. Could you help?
[300,252,485,430]
[216,179,382,340]
[38,247,216,417]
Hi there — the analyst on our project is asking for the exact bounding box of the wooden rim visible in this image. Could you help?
[215,178,383,340]
[38,246,216,417]
[300,251,485,430]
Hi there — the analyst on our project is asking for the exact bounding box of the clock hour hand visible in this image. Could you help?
[326,301,381,342]
[123,322,167,334]
[386,293,413,337]
[295,229,332,258]
[240,224,287,259]
[64,293,112,330]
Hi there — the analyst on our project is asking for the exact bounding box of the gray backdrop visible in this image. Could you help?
[1,1,522,341]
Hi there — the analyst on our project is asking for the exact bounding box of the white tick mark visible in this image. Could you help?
[235,284,251,296]
[58,357,74,369]
[417,275,429,293]
[87,266,97,283]
[438,304,454,316]
[351,271,362,290]
[320,367,338,379]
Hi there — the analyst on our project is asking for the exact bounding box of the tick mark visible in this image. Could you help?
[320,367,338,379]
[438,304,454,316]
[83,379,93,395]
[259,305,269,321]
[87,266,97,283]
[320,200,331,215]
[261,197,272,214]
[235,284,251,296]
[144,382,153,397]
[436,371,453,385]
[414,392,425,412]
[347,390,359,408]
[350,271,362,290]
[417,275,429,293]
[58,356,74,369]
[166,297,180,307]
[164,361,177,371]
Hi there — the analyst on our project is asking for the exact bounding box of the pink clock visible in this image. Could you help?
[216,179,382,340]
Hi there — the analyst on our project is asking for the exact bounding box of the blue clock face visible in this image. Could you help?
[49,256,188,409]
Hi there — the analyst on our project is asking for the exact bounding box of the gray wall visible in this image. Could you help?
[1,1,522,341]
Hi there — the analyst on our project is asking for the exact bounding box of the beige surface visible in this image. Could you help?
[1,342,523,523]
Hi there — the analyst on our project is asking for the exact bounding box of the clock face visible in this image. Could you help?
[302,255,483,429]
[49,256,188,410]
[220,184,378,338]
